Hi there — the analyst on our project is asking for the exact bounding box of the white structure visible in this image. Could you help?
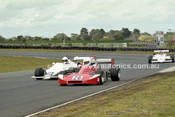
[156,31,165,46]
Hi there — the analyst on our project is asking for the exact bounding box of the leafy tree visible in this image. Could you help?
[0,35,5,42]
[80,27,88,36]
[17,35,24,41]
[108,30,124,40]
[71,33,78,37]
[9,37,17,41]
[108,30,116,38]
[52,33,68,40]
[141,32,151,35]
[100,29,105,36]
[79,35,90,41]
[79,28,90,40]
[90,29,105,40]
[24,35,33,41]
[71,33,79,40]
[133,29,140,34]
[16,35,27,43]
[121,28,131,38]
[34,36,43,41]
[114,31,124,40]
[8,39,13,41]
[91,32,102,40]
[42,38,50,41]
[133,28,140,40]
[164,32,175,41]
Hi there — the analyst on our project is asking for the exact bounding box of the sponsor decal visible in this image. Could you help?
[47,72,54,76]
[72,76,83,80]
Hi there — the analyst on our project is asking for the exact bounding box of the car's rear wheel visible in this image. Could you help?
[111,68,120,81]
[148,55,153,64]
[96,70,103,85]
[170,54,174,63]
[35,68,44,80]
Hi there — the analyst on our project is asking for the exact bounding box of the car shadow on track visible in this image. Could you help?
[59,84,98,87]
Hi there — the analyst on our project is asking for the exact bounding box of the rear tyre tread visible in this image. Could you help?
[111,68,120,81]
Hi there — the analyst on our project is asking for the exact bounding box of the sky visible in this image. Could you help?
[0,0,175,38]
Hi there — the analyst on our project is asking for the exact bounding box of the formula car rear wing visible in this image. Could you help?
[74,57,90,60]
[96,58,115,67]
[154,50,169,53]
[74,56,114,67]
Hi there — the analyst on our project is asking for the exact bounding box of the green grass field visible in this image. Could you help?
[0,55,60,73]
[34,72,175,117]
[1,48,175,55]
[0,49,153,74]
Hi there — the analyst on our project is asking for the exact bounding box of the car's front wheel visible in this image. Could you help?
[148,55,153,64]
[170,54,174,63]
[96,70,104,85]
[35,68,44,80]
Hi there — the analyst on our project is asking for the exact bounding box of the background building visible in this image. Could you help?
[156,31,165,47]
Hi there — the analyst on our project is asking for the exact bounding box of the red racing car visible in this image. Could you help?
[58,56,120,85]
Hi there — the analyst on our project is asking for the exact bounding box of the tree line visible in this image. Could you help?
[0,27,142,42]
[53,28,141,41]
[1,27,174,43]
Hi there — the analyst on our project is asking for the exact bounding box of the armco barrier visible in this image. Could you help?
[0,45,174,52]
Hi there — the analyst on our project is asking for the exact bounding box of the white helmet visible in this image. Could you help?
[62,57,68,61]
[83,58,91,65]
[62,57,68,64]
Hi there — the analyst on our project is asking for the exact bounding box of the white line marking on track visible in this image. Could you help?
[25,79,141,117]
[25,66,175,117]
[158,66,175,73]
[32,56,48,59]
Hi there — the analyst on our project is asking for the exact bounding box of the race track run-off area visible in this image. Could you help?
[0,51,174,117]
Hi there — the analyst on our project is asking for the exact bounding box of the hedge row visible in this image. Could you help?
[0,45,174,52]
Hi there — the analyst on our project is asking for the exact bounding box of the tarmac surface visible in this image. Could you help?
[0,51,174,117]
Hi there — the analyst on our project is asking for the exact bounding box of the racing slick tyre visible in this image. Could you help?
[148,55,153,64]
[96,70,104,85]
[35,68,44,80]
[170,54,174,63]
[111,68,120,81]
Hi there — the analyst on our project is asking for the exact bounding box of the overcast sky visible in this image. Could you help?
[0,0,175,38]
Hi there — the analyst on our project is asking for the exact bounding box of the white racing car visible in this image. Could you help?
[31,57,81,80]
[148,50,174,64]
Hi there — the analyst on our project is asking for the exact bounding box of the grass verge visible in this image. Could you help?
[0,48,173,55]
[1,49,175,55]
[34,72,175,117]
[0,55,60,73]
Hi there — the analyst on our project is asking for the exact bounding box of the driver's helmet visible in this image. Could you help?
[83,58,91,65]
[62,57,68,64]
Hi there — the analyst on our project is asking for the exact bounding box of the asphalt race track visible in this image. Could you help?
[0,51,174,117]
